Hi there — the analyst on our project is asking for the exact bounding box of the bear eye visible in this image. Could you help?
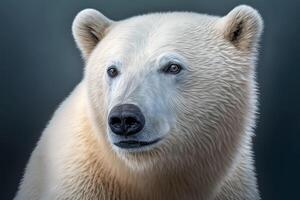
[163,63,182,74]
[107,67,119,78]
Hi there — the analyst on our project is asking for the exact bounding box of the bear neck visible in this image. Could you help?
[79,124,229,200]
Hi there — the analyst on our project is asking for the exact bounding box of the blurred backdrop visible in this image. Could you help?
[0,0,299,199]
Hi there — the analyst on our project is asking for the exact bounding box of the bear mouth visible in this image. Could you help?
[114,138,161,149]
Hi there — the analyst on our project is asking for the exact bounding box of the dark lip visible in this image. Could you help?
[114,138,161,149]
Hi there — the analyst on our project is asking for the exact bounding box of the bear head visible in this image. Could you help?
[72,5,263,171]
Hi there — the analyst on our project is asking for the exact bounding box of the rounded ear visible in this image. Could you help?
[216,5,263,51]
[72,9,113,60]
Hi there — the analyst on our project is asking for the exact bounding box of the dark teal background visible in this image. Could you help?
[1,0,299,199]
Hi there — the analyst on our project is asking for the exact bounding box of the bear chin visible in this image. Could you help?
[113,144,163,171]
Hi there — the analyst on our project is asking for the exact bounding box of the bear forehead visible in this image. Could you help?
[94,12,221,63]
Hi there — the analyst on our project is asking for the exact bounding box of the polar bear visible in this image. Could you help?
[15,5,263,200]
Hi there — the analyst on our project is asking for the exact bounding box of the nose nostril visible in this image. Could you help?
[110,117,122,127]
[125,117,138,126]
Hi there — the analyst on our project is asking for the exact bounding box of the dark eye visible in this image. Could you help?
[107,67,119,78]
[163,63,182,74]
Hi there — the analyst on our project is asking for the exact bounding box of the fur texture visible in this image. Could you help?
[15,5,263,200]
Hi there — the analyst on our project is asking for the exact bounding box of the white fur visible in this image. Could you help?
[15,5,263,200]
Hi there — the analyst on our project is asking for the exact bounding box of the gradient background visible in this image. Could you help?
[1,0,299,199]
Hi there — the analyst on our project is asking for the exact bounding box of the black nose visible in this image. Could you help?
[108,104,145,136]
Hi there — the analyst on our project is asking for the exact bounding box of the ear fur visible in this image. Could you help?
[72,9,113,60]
[217,5,263,51]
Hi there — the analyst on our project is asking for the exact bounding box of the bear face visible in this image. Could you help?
[72,6,263,170]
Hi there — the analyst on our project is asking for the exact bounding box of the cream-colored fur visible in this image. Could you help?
[15,5,263,200]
